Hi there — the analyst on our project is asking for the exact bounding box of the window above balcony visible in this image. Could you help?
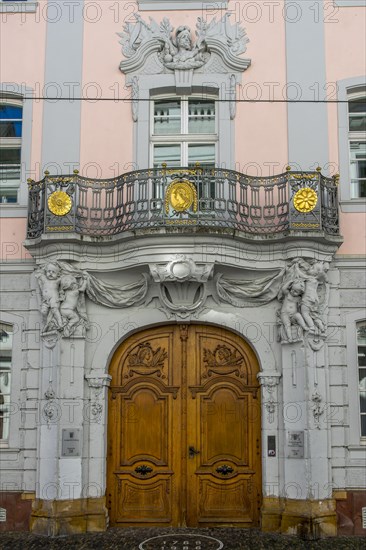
[151,96,217,169]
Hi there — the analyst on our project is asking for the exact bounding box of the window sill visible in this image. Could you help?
[333,1,366,6]
[0,204,27,217]
[0,2,38,13]
[138,0,228,10]
[340,199,366,213]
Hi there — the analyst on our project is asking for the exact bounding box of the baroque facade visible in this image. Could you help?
[0,0,365,538]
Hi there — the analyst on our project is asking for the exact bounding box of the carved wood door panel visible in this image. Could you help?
[107,325,261,527]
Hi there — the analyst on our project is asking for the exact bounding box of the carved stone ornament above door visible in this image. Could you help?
[118,13,251,75]
[149,255,214,319]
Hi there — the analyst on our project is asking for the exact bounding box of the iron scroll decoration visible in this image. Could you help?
[216,464,234,475]
[135,465,153,476]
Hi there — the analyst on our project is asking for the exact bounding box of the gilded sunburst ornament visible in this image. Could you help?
[293,187,318,213]
[47,191,72,216]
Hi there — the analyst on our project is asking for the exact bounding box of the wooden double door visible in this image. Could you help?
[107,325,262,527]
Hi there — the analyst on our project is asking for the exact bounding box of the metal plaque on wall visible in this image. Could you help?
[61,429,81,457]
[286,430,304,458]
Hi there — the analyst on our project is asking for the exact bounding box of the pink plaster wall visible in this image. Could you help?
[0,8,47,181]
[324,3,366,255]
[0,218,32,261]
[0,1,365,259]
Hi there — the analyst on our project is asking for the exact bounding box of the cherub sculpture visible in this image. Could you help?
[277,278,308,342]
[35,263,89,337]
[59,274,89,337]
[35,263,64,332]
[300,261,329,333]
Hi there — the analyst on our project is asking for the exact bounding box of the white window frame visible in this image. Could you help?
[337,77,366,212]
[150,94,218,168]
[356,321,366,439]
[0,95,23,204]
[348,91,366,199]
[0,324,12,442]
[346,310,366,448]
[0,84,33,215]
[0,0,38,13]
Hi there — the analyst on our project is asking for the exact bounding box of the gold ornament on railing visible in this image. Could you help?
[165,180,197,213]
[47,191,72,216]
[293,187,318,213]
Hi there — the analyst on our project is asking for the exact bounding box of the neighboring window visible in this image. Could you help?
[348,94,366,198]
[357,321,366,438]
[0,95,23,203]
[151,96,217,169]
[0,323,12,441]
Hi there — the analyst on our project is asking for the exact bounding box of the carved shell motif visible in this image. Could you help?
[125,342,168,378]
[203,345,245,379]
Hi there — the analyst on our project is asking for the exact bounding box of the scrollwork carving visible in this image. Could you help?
[126,343,167,378]
[118,14,250,74]
[203,345,245,378]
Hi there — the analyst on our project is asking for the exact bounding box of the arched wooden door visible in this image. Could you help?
[107,325,262,527]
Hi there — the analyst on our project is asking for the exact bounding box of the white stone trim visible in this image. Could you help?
[337,75,366,212]
[345,309,366,448]
[137,1,228,11]
[0,84,33,211]
[333,1,366,6]
[0,1,38,13]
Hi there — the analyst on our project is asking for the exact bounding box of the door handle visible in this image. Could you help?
[189,446,200,458]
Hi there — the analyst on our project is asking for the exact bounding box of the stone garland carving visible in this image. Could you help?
[276,259,329,344]
[85,375,112,424]
[215,269,285,307]
[118,13,249,73]
[311,390,324,429]
[258,373,281,424]
[35,262,148,338]
[42,386,59,427]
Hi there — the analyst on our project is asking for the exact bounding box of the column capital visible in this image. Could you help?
[85,374,112,389]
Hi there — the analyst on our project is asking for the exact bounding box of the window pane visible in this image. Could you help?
[349,115,366,132]
[0,148,21,164]
[361,415,366,437]
[153,144,181,167]
[0,105,22,120]
[188,143,215,166]
[350,142,366,198]
[0,120,22,137]
[349,98,366,113]
[0,190,18,203]
[360,394,366,413]
[188,100,215,134]
[154,100,181,135]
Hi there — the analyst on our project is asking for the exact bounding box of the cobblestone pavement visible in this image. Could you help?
[0,529,364,550]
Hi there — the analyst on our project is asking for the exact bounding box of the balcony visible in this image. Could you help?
[26,166,340,241]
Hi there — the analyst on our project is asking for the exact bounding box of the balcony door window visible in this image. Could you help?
[348,94,366,199]
[151,96,217,168]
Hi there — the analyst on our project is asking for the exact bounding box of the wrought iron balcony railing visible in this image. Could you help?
[26,166,340,240]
